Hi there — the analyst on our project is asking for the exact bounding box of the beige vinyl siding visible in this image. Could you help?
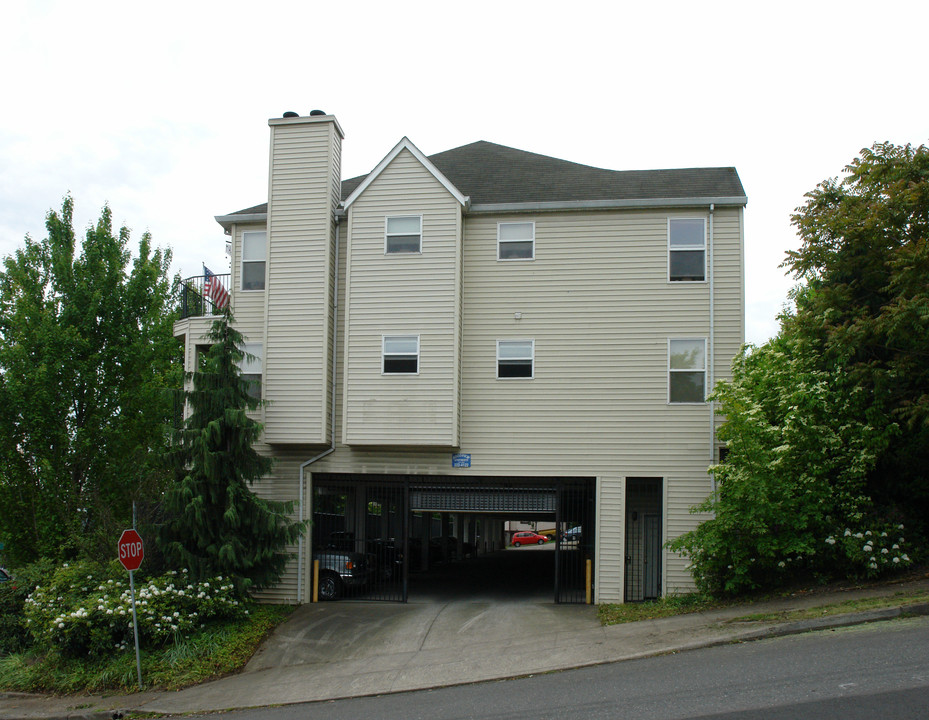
[230,222,268,352]
[263,119,341,444]
[245,445,305,604]
[460,210,719,602]
[597,475,624,601]
[710,207,743,390]
[248,203,743,603]
[342,148,461,446]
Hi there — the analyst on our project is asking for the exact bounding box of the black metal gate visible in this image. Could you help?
[312,474,596,604]
[312,479,407,602]
[555,479,596,603]
[624,477,663,602]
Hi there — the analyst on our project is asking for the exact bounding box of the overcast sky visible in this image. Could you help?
[2,0,926,346]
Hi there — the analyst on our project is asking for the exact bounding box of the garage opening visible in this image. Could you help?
[310,474,595,603]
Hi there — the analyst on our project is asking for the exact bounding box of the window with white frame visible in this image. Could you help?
[497,339,534,378]
[497,221,535,260]
[383,335,419,374]
[241,231,267,290]
[385,216,422,254]
[669,338,706,403]
[668,218,705,282]
[238,342,263,400]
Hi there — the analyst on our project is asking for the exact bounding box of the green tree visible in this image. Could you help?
[670,142,927,594]
[785,141,929,538]
[669,332,899,594]
[158,311,305,594]
[0,197,179,565]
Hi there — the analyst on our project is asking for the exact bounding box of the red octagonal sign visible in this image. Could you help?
[118,529,144,571]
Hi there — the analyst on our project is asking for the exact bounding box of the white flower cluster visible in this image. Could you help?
[23,565,248,657]
[828,524,912,577]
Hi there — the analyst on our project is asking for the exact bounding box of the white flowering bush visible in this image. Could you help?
[825,524,913,579]
[23,561,248,657]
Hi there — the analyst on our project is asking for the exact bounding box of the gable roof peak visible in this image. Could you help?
[341,136,468,210]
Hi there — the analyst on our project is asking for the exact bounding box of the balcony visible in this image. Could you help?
[178,274,230,319]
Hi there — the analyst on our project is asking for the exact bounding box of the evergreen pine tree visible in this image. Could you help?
[159,310,305,594]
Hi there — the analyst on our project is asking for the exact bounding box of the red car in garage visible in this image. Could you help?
[511,531,549,547]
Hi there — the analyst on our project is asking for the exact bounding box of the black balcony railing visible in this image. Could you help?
[178,274,231,319]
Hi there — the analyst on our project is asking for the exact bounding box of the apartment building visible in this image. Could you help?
[173,110,746,604]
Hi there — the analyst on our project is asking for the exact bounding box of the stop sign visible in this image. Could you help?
[118,529,144,571]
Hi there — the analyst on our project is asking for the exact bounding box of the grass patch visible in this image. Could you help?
[0,604,293,694]
[727,590,929,624]
[598,593,729,625]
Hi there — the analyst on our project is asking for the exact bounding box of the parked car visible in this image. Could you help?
[313,549,373,601]
[537,528,558,540]
[367,538,404,581]
[562,526,583,543]
[511,531,549,547]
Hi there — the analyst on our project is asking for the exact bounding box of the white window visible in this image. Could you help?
[669,338,706,403]
[668,218,705,282]
[239,342,263,400]
[385,216,422,254]
[383,335,419,374]
[497,339,534,379]
[241,231,267,290]
[497,221,535,260]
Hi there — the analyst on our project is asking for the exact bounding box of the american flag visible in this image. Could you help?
[203,265,229,310]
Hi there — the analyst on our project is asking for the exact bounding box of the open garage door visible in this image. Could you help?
[311,474,595,604]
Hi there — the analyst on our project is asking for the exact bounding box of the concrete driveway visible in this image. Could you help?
[248,547,598,672]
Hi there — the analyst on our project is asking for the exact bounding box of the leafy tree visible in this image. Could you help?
[0,197,179,565]
[784,142,929,538]
[158,311,305,594]
[671,142,928,594]
[669,333,901,594]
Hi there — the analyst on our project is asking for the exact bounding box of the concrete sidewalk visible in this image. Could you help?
[3,576,928,720]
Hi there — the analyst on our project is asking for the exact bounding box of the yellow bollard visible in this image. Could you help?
[312,559,320,603]
[585,558,592,604]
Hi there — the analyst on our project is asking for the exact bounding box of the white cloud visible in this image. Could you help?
[2,0,927,346]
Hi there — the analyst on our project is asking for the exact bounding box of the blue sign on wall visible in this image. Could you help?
[452,453,471,468]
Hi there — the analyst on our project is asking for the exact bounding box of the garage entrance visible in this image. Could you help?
[310,474,595,603]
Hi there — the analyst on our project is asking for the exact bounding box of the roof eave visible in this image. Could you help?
[215,213,267,232]
[467,196,748,214]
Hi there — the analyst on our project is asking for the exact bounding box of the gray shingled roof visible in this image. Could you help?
[227,140,745,216]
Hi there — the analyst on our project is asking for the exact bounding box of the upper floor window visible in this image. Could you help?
[497,339,534,379]
[385,216,422,254]
[668,218,705,282]
[241,231,267,290]
[239,342,263,400]
[669,338,706,403]
[498,221,535,260]
[383,335,419,374]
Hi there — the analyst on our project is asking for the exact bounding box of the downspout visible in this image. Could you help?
[296,217,341,602]
[707,204,716,490]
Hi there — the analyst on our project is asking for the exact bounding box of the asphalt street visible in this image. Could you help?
[179,615,929,720]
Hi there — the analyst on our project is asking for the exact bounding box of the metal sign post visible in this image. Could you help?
[128,568,142,690]
[118,528,144,690]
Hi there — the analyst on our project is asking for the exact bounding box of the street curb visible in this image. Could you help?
[732,601,929,643]
[0,693,126,720]
[2,712,119,720]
